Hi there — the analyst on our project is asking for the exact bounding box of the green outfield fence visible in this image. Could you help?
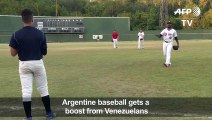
[0,15,211,43]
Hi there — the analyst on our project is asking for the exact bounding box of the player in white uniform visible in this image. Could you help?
[156,21,179,67]
[137,30,145,49]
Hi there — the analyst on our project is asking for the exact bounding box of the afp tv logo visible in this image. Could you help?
[174,7,201,26]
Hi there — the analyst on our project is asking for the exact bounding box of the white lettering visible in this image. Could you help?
[174,9,181,15]
[181,20,193,26]
[87,108,103,114]
[62,99,68,105]
[187,20,193,26]
[186,9,192,14]
[65,108,85,114]
[181,20,186,26]
[174,8,192,15]
[181,9,187,15]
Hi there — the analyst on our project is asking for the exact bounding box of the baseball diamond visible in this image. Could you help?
[1,40,212,120]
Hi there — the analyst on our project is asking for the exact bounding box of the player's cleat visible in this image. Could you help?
[163,63,171,67]
[23,117,32,120]
[46,112,56,120]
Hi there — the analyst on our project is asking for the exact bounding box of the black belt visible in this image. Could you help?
[164,41,171,43]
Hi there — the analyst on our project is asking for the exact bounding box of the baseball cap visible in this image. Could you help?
[167,21,172,24]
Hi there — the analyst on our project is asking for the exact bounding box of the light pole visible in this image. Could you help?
[160,0,168,29]
[56,0,58,16]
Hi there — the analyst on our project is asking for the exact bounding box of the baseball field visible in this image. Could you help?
[0,40,212,120]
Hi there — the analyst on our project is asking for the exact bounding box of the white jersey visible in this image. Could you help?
[160,28,177,42]
[138,32,144,40]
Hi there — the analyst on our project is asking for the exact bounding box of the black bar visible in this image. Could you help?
[0,97,212,117]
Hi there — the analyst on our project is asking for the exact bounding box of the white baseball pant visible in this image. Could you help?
[19,59,49,101]
[113,39,118,48]
[163,42,173,65]
[138,39,144,49]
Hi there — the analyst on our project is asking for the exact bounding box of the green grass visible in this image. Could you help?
[1,40,212,120]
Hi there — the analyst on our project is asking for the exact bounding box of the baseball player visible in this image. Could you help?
[112,30,119,48]
[137,30,145,49]
[155,21,179,67]
[9,9,55,120]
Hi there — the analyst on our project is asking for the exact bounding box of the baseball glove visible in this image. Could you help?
[173,45,179,50]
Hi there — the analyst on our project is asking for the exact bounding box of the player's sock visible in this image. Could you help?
[23,101,32,118]
[42,95,52,114]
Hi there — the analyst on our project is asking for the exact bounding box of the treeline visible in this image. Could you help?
[0,0,211,30]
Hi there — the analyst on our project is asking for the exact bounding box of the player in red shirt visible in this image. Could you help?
[112,30,119,48]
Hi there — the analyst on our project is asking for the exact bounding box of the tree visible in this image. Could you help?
[59,0,86,16]
[0,0,211,30]
[200,9,212,29]
[147,7,159,30]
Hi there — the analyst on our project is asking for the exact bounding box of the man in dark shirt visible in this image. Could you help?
[9,9,55,120]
